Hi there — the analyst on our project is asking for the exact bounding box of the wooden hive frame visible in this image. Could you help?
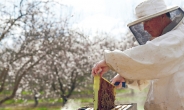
[93,75,116,110]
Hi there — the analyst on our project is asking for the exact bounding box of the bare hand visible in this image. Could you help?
[111,74,125,89]
[91,60,110,77]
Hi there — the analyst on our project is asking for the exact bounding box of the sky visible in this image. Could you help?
[57,0,184,38]
[1,0,184,40]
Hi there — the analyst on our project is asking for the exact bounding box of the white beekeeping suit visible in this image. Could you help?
[104,0,184,109]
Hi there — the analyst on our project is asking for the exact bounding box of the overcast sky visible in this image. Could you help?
[1,0,184,39]
[57,0,184,38]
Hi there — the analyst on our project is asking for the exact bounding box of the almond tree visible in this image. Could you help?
[19,30,92,105]
[0,0,69,105]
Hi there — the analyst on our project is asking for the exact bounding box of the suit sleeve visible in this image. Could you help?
[104,30,184,80]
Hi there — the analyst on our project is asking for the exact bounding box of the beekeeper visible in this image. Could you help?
[92,0,184,109]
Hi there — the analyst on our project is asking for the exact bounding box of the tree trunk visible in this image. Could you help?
[0,94,14,105]
[61,95,68,105]
[34,94,39,107]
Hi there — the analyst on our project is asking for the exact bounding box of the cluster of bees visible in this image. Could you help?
[97,78,115,110]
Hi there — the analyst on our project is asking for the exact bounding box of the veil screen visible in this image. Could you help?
[129,8,184,45]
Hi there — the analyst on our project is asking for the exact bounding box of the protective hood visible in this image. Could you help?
[128,6,184,45]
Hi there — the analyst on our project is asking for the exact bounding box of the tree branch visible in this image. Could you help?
[0,67,9,93]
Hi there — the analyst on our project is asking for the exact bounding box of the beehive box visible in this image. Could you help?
[112,103,137,110]
[78,103,137,110]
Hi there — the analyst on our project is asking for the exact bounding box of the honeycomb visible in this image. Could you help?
[97,77,115,110]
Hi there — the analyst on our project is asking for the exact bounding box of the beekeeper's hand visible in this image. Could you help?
[92,60,110,77]
[111,74,125,89]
